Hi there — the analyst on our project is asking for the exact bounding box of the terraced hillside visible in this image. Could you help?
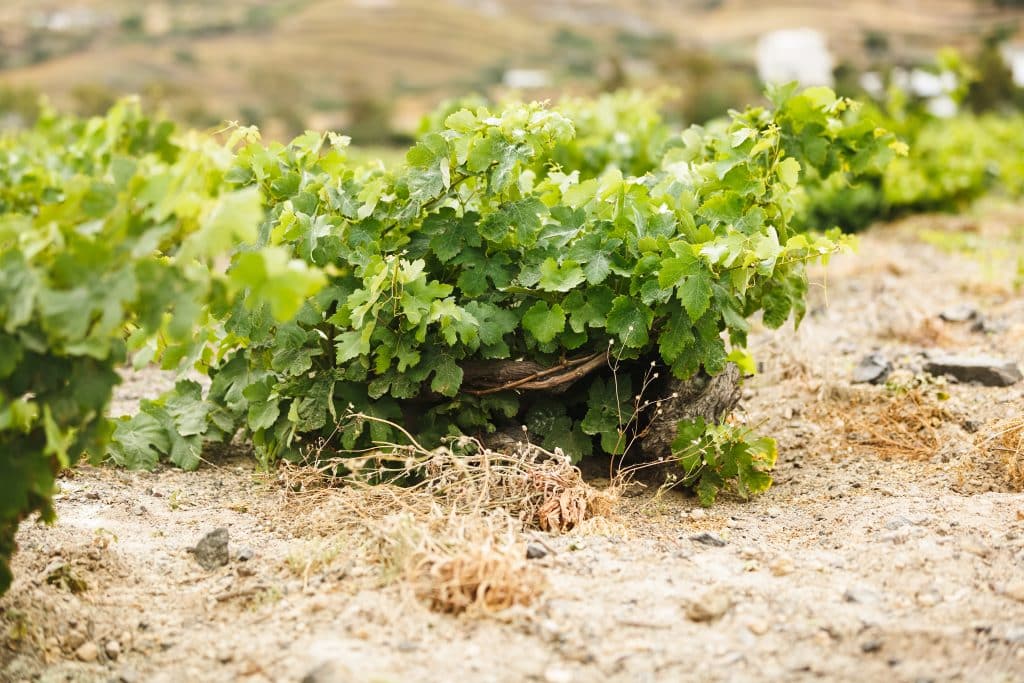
[1,0,1021,135]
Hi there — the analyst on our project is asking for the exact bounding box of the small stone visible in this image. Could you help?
[843,587,880,604]
[690,532,727,547]
[769,556,795,576]
[886,516,913,530]
[686,587,733,622]
[861,639,883,653]
[188,528,230,570]
[105,640,121,660]
[538,619,562,642]
[852,353,892,384]
[132,504,146,516]
[939,305,979,323]
[301,660,353,683]
[971,318,1006,335]
[916,589,942,607]
[923,355,1022,387]
[116,668,140,683]
[738,546,762,560]
[746,620,769,635]
[64,629,86,650]
[961,536,992,558]
[526,543,548,560]
[962,419,982,433]
[1002,582,1024,603]
[75,641,99,662]
[690,508,707,521]
[544,666,574,683]
[877,530,909,545]
[236,547,255,562]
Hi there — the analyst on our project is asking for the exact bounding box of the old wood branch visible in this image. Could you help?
[461,351,608,396]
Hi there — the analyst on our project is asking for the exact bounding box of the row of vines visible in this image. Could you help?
[4,75,1016,596]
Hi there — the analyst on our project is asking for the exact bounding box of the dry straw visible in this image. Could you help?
[271,415,620,613]
[975,416,1024,491]
[815,384,954,459]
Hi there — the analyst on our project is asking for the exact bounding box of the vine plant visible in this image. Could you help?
[107,86,899,502]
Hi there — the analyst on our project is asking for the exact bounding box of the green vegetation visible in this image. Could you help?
[101,85,891,496]
[0,100,321,595]
[22,75,1024,595]
[799,50,1024,232]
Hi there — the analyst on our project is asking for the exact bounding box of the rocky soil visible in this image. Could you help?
[2,204,1023,683]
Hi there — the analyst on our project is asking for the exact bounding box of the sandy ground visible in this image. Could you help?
[2,203,1024,683]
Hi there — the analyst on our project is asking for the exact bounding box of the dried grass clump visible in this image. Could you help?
[416,441,618,533]
[278,422,619,536]
[377,512,545,615]
[816,385,954,459]
[975,417,1024,491]
[268,418,620,614]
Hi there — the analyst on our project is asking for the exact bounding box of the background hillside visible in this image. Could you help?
[2,0,1024,139]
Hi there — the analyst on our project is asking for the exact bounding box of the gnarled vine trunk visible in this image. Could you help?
[468,353,743,462]
[639,363,743,457]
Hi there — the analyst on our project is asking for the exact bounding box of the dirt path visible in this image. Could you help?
[2,204,1023,683]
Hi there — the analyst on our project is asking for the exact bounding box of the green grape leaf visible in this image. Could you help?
[605,297,653,348]
[521,301,566,344]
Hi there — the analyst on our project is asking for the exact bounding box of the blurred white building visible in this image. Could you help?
[756,28,834,87]
[1002,44,1024,87]
[502,69,551,89]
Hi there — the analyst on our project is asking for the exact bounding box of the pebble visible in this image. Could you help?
[526,543,548,560]
[738,546,762,560]
[746,620,769,635]
[843,587,881,604]
[916,589,942,607]
[188,528,230,570]
[886,516,912,530]
[1002,582,1024,603]
[877,530,909,545]
[116,668,140,683]
[852,353,892,384]
[105,639,121,660]
[65,629,86,650]
[961,536,992,558]
[301,660,353,683]
[538,619,563,642]
[690,508,707,521]
[544,666,574,683]
[861,639,884,653]
[75,641,99,662]
[236,547,255,562]
[769,556,795,577]
[923,355,1022,387]
[686,587,733,622]
[938,305,979,323]
[690,532,727,548]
